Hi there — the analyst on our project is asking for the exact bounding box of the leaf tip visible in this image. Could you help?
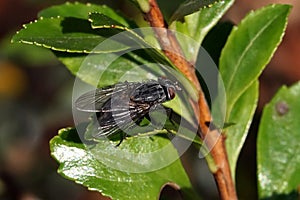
[58,127,73,136]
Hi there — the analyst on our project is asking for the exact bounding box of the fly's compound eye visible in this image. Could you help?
[167,87,176,100]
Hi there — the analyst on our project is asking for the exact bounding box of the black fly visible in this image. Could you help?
[75,77,181,145]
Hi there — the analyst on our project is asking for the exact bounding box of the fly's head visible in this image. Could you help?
[158,77,181,101]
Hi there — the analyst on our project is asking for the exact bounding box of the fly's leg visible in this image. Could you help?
[134,117,145,126]
[162,108,178,139]
[145,105,176,127]
[145,105,180,140]
[115,121,137,147]
[144,111,165,128]
[115,132,126,147]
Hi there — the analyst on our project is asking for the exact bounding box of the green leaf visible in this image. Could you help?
[88,12,149,47]
[169,0,221,22]
[11,17,129,53]
[169,0,234,63]
[12,2,138,53]
[50,128,197,200]
[89,12,124,28]
[218,4,290,184]
[257,82,300,199]
[57,52,165,88]
[219,4,291,118]
[225,81,258,179]
[87,12,199,100]
[38,2,132,27]
[86,12,177,70]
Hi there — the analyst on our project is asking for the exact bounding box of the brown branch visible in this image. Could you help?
[143,0,237,199]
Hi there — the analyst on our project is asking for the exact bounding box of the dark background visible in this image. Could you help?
[0,0,299,199]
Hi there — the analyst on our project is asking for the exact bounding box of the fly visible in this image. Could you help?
[75,77,181,145]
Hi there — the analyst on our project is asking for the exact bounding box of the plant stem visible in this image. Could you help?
[143,0,237,199]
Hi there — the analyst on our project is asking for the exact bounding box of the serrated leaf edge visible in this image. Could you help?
[169,0,226,23]
[50,128,114,199]
[221,4,291,117]
[11,16,129,53]
[88,12,128,30]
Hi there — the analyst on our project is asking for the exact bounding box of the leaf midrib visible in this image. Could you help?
[225,13,279,100]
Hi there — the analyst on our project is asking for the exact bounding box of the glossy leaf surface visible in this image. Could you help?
[220,4,291,116]
[257,82,300,199]
[50,128,197,200]
[218,5,290,179]
[11,17,128,53]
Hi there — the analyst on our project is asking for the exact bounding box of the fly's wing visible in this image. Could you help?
[75,86,115,112]
[94,96,128,137]
[76,81,152,139]
[75,82,136,112]
[92,98,151,138]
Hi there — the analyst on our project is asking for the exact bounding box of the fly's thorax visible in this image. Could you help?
[130,82,167,104]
